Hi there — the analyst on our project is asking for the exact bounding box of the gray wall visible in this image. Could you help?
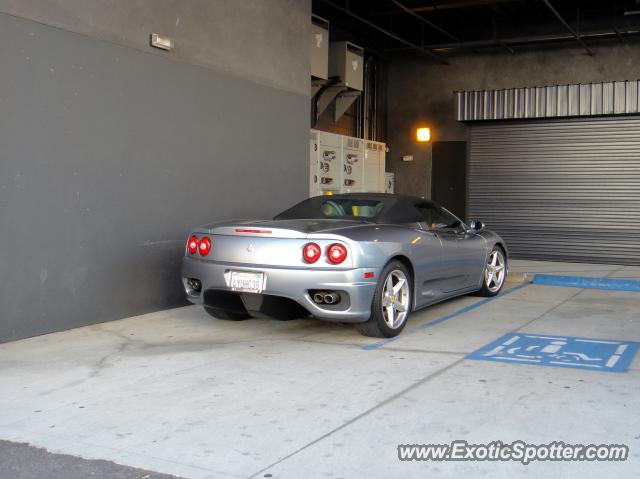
[0,4,310,342]
[386,41,640,198]
[0,0,309,95]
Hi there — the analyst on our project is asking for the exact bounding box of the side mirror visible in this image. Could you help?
[469,219,485,231]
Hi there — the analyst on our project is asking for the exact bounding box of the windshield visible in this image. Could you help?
[275,196,387,220]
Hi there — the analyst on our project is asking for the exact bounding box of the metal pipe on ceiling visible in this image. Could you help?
[388,0,460,42]
[319,0,449,65]
[385,28,640,53]
[542,0,594,55]
[492,16,514,54]
[377,0,519,15]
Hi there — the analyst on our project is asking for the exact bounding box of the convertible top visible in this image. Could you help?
[274,193,438,224]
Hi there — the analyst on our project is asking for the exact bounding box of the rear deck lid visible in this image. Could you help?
[199,219,368,238]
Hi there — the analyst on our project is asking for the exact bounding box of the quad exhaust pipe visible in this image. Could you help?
[312,291,340,305]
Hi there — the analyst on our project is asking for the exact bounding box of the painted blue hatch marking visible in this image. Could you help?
[467,333,640,373]
[362,283,529,351]
[532,274,640,292]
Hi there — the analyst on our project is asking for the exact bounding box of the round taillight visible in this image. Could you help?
[303,242,321,264]
[187,235,199,255]
[198,237,212,256]
[327,243,347,264]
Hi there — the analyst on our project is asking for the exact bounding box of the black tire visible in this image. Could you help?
[355,260,412,338]
[203,306,252,321]
[477,246,507,297]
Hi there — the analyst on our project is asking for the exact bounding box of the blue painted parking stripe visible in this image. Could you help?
[362,283,530,351]
[532,274,640,292]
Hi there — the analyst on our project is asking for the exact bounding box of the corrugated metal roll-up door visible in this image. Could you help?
[468,116,640,265]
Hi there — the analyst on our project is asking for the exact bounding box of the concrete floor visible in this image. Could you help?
[0,260,639,478]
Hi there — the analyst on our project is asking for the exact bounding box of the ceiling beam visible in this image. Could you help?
[388,0,460,42]
[542,0,594,55]
[319,0,449,65]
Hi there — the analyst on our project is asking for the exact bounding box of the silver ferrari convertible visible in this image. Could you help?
[181,194,508,338]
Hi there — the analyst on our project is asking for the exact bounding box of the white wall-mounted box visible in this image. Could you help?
[385,172,395,194]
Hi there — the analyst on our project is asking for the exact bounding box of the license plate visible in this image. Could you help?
[228,271,265,293]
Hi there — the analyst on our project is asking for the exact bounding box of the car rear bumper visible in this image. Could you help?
[181,256,379,322]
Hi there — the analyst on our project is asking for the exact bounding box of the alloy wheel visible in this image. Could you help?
[381,270,410,329]
[485,249,506,293]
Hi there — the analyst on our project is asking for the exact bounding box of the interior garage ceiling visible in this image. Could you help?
[312,0,640,61]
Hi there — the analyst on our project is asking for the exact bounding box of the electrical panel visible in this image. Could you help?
[342,137,363,193]
[310,129,386,197]
[364,141,386,193]
[313,130,342,196]
[310,130,319,195]
[310,16,329,80]
[329,41,364,91]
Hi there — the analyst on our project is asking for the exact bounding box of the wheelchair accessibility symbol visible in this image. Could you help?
[467,333,640,372]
